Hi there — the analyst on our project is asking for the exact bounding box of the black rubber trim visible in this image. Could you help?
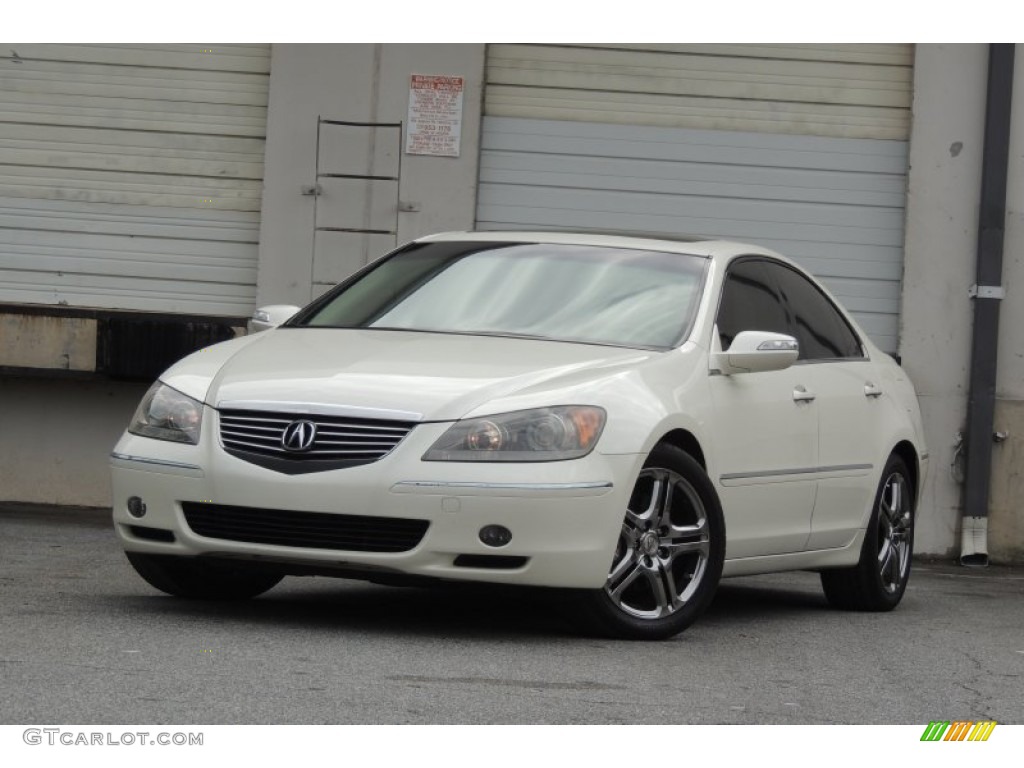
[222,447,384,475]
[452,555,529,570]
[127,525,176,543]
[182,502,429,553]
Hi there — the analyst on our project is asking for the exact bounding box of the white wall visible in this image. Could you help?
[901,44,986,556]
[902,44,1024,561]
[255,44,486,308]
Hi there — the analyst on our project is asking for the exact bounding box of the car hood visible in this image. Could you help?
[175,328,659,422]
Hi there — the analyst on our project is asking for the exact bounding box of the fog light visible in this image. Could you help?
[479,525,512,548]
[127,496,147,519]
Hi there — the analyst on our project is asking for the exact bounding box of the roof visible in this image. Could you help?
[415,230,783,261]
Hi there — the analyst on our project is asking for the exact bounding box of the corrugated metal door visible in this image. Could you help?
[0,43,270,316]
[477,44,914,353]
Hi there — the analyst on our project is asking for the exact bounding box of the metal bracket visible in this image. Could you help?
[968,284,1005,300]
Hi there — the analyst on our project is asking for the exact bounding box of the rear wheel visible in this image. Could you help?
[579,444,725,640]
[126,552,283,600]
[820,454,914,611]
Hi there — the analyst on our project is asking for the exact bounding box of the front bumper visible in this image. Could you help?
[110,417,642,590]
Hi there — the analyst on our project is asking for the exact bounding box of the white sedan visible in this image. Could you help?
[111,231,927,640]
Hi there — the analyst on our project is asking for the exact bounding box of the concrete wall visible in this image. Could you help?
[901,44,987,556]
[902,44,1024,561]
[255,44,486,308]
[0,377,148,507]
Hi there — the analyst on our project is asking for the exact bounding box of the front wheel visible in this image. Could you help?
[820,454,915,611]
[126,552,283,600]
[578,444,725,640]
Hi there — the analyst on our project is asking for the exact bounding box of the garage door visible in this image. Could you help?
[0,44,270,317]
[477,44,914,353]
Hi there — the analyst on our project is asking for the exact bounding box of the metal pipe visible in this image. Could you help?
[961,44,1015,567]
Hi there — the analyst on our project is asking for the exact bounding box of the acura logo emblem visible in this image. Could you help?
[281,420,317,452]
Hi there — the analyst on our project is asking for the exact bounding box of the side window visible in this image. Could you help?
[716,260,789,350]
[766,262,863,360]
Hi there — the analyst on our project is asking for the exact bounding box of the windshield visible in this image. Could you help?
[294,241,707,349]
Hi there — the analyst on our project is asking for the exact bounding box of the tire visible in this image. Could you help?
[578,444,726,640]
[820,454,915,611]
[126,552,283,600]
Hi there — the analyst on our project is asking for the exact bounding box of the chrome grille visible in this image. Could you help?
[218,409,416,465]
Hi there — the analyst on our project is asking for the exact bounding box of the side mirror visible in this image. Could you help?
[711,331,799,375]
[248,305,301,333]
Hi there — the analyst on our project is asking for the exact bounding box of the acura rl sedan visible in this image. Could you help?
[111,231,927,640]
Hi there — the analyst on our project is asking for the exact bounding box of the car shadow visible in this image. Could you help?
[103,579,580,641]
[99,572,835,642]
[703,580,831,626]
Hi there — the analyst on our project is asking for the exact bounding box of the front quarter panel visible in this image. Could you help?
[442,343,714,463]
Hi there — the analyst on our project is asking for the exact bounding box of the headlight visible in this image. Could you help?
[128,382,204,445]
[423,406,606,462]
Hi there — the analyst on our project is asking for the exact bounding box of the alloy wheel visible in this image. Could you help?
[877,471,912,594]
[604,467,710,619]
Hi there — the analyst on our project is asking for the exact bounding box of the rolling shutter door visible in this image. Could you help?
[478,44,913,353]
[0,43,270,317]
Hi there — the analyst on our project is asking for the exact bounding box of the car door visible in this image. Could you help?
[708,258,818,558]
[765,260,885,550]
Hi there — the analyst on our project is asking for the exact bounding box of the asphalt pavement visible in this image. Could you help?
[1,504,1021,725]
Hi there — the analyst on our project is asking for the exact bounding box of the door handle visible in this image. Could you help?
[793,385,816,403]
[864,382,883,398]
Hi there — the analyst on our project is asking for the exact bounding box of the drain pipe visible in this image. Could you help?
[961,43,1015,567]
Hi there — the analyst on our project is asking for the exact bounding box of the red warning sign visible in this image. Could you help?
[406,74,465,157]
